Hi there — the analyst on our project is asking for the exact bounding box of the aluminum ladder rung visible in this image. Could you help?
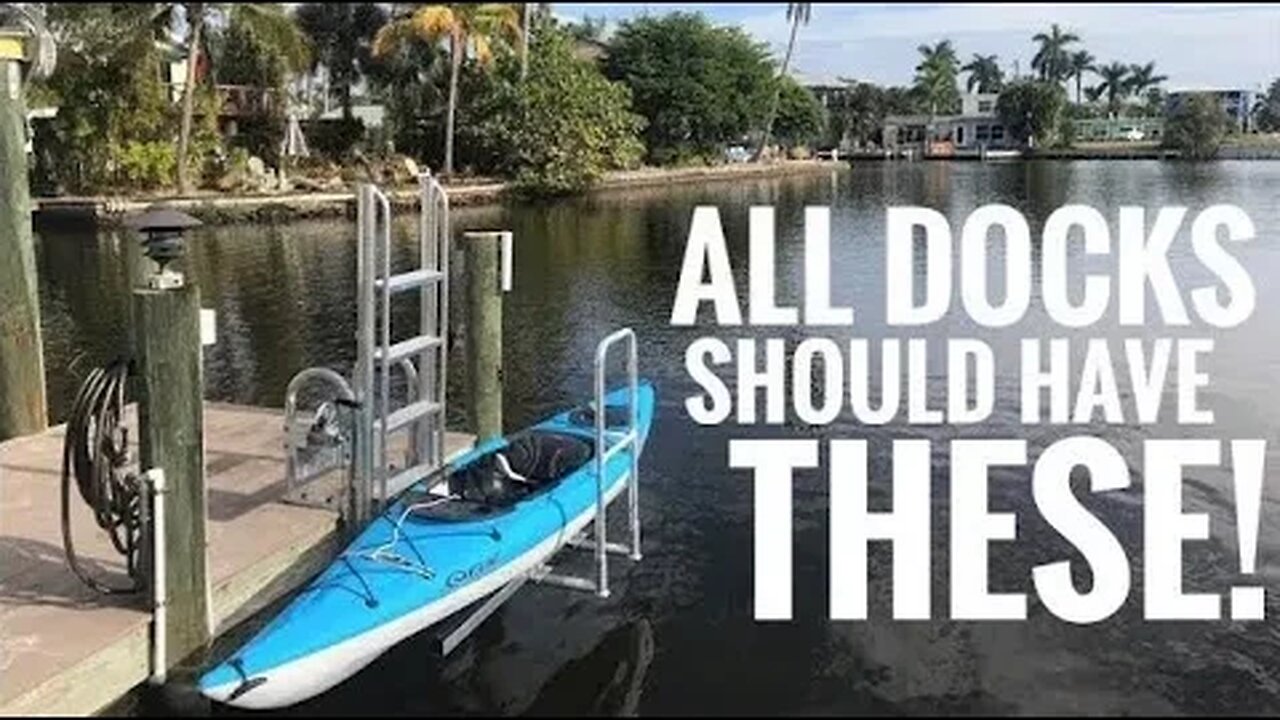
[531,565,602,595]
[374,399,442,433]
[374,335,443,364]
[375,269,444,293]
[384,460,445,499]
[566,537,634,556]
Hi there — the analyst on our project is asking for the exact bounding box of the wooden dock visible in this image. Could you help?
[0,402,474,716]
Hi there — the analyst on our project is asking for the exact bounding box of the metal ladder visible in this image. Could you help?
[353,174,451,524]
[432,328,643,656]
[282,174,450,525]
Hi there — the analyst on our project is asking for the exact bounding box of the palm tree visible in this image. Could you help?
[913,40,960,117]
[1031,23,1080,83]
[170,3,309,194]
[1126,61,1167,97]
[517,4,553,81]
[296,3,387,119]
[374,4,521,176]
[962,53,1003,94]
[1067,50,1094,105]
[756,3,812,161]
[1095,61,1130,117]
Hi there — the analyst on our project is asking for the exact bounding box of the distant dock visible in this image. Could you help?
[0,402,474,715]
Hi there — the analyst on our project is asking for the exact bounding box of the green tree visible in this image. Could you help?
[1255,78,1280,132]
[1164,92,1230,159]
[296,3,387,119]
[772,76,826,150]
[1031,23,1079,83]
[913,40,959,125]
[962,53,1003,94]
[1126,61,1167,101]
[374,3,522,176]
[367,30,448,164]
[996,80,1068,149]
[1067,50,1094,105]
[824,81,918,149]
[605,12,775,164]
[35,4,180,192]
[1095,61,1130,117]
[460,20,644,195]
[756,3,811,160]
[170,3,309,193]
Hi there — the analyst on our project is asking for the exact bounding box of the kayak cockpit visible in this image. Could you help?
[405,430,594,521]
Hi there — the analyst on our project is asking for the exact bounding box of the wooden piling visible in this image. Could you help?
[133,283,209,668]
[462,231,503,441]
[0,46,48,440]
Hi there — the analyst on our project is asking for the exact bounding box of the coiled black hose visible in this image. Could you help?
[61,357,145,594]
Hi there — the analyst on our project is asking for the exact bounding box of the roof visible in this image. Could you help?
[884,114,1002,126]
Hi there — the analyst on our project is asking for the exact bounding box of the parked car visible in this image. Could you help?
[724,145,751,163]
[1119,126,1145,141]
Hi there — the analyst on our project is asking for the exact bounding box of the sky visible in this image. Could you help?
[554,3,1280,92]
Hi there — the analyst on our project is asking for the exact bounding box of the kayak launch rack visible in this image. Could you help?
[283,173,450,526]
[533,327,642,598]
[432,328,643,657]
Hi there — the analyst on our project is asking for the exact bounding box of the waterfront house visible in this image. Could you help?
[1165,89,1257,132]
[882,92,1014,158]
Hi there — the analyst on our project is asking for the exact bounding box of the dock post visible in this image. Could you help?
[462,231,505,441]
[129,210,210,672]
[0,27,47,440]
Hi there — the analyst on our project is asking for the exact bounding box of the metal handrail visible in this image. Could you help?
[283,367,356,494]
[592,327,641,598]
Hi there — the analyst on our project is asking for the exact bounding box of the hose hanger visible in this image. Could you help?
[61,356,146,594]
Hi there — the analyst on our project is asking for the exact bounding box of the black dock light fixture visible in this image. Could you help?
[125,206,202,290]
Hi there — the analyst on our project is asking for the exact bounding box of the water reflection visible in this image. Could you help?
[32,160,1280,715]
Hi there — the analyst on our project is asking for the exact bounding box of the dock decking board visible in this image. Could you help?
[0,403,473,715]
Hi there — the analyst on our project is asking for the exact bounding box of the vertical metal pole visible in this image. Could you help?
[377,190,391,509]
[437,185,450,468]
[417,174,435,469]
[628,335,641,561]
[354,185,376,526]
[595,349,608,598]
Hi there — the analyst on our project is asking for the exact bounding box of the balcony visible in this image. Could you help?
[165,83,279,118]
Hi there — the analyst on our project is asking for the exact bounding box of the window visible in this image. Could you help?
[978,100,994,113]
[956,126,965,144]
[991,125,1005,141]
[976,125,991,141]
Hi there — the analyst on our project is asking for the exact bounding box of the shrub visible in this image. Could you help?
[463,20,645,197]
[116,141,177,191]
[1164,93,1230,160]
[306,117,367,160]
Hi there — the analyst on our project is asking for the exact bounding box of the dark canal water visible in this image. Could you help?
[33,161,1280,715]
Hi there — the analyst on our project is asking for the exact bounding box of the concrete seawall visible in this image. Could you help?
[33,160,843,226]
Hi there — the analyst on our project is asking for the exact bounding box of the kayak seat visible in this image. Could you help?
[408,431,593,521]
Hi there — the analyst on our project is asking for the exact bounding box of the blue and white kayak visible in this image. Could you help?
[200,382,656,709]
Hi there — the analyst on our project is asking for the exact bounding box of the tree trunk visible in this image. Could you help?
[755,15,801,162]
[521,3,531,82]
[342,82,353,121]
[1076,73,1082,105]
[444,31,461,177]
[176,5,205,196]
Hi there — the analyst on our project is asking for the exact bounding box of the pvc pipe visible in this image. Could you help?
[147,468,168,685]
